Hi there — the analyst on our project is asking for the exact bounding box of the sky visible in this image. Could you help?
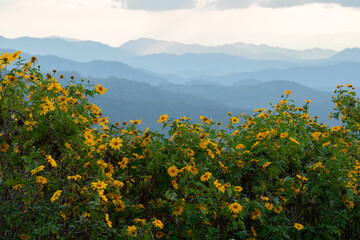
[1,0,360,50]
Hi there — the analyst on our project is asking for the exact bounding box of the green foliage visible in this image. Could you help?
[1,52,360,239]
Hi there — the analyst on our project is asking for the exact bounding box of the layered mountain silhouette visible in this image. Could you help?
[1,35,359,127]
[121,38,336,61]
[191,62,360,90]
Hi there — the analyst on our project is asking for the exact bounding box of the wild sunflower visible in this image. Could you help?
[155,232,165,239]
[36,176,47,184]
[173,206,184,216]
[280,132,288,138]
[167,166,179,177]
[127,226,137,236]
[50,190,62,203]
[0,52,11,64]
[95,84,107,95]
[152,218,164,229]
[251,208,261,220]
[294,223,304,230]
[234,186,243,192]
[200,172,212,182]
[274,205,283,214]
[91,180,107,190]
[0,142,9,152]
[228,202,242,214]
[265,202,274,210]
[105,213,112,228]
[46,155,57,167]
[157,114,168,123]
[118,157,129,169]
[109,137,123,150]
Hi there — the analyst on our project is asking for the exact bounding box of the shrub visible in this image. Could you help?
[1,52,359,239]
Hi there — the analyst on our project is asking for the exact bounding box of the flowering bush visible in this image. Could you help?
[1,52,359,239]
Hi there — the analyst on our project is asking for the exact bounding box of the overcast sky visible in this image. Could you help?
[1,0,360,50]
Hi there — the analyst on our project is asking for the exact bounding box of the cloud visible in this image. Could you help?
[117,0,194,11]
[112,0,360,10]
[216,0,360,9]
[216,0,253,9]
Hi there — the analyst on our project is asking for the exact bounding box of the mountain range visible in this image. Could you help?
[0,35,337,63]
[1,35,359,128]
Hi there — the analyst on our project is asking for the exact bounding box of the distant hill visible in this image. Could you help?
[158,80,338,126]
[0,35,337,64]
[0,35,131,62]
[329,48,360,62]
[192,62,360,90]
[0,49,167,86]
[121,38,336,61]
[231,79,263,86]
[87,76,248,131]
[124,53,299,75]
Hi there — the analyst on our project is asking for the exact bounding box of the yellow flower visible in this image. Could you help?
[200,116,209,122]
[265,202,274,210]
[50,190,62,203]
[83,211,90,218]
[234,186,243,192]
[284,90,292,95]
[127,225,137,236]
[91,180,107,190]
[289,137,299,145]
[296,174,308,181]
[157,114,169,123]
[60,211,67,220]
[13,184,23,190]
[155,231,165,239]
[230,116,239,123]
[67,175,82,181]
[171,179,178,189]
[251,208,261,220]
[173,205,184,216]
[331,125,343,132]
[0,142,9,152]
[235,144,245,149]
[105,213,112,228]
[152,218,164,229]
[200,172,212,182]
[312,132,321,141]
[129,119,142,125]
[98,189,108,202]
[0,52,11,64]
[274,205,283,214]
[188,165,198,175]
[262,162,271,169]
[229,202,242,214]
[109,137,123,150]
[134,218,146,227]
[118,157,129,169]
[167,166,179,177]
[113,180,124,188]
[36,176,47,184]
[95,84,107,95]
[280,132,288,138]
[304,99,312,103]
[46,155,57,167]
[294,223,304,230]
